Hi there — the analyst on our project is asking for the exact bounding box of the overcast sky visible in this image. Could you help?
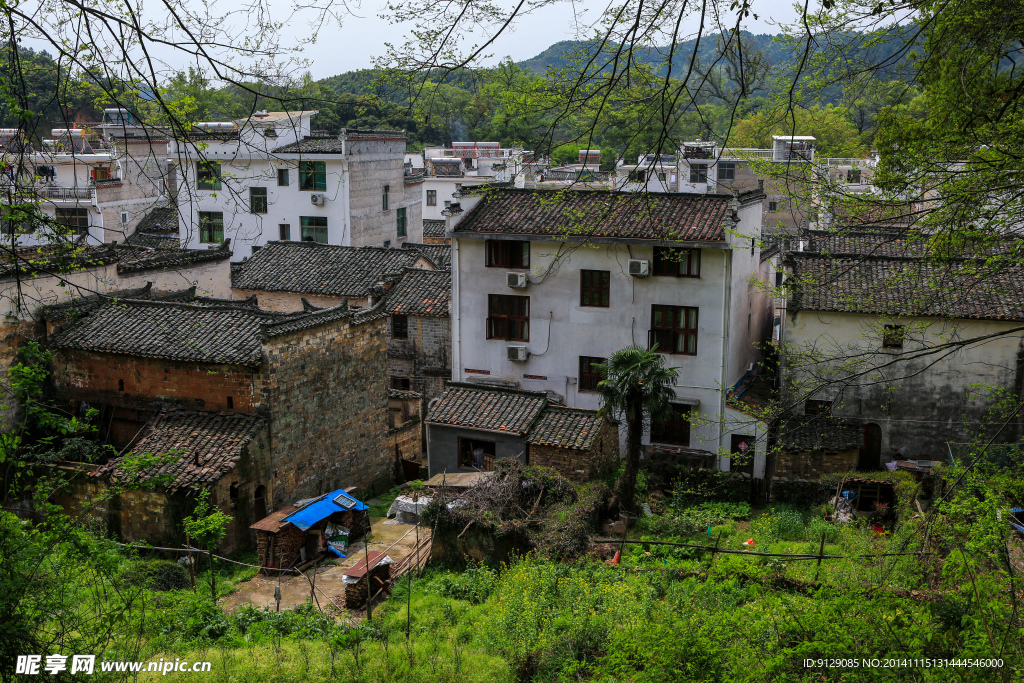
[283,0,800,78]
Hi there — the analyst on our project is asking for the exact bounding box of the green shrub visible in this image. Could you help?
[121,559,191,591]
[428,563,499,605]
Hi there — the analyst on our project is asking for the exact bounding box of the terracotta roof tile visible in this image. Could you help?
[94,410,266,492]
[426,382,548,434]
[526,407,603,449]
[453,188,736,242]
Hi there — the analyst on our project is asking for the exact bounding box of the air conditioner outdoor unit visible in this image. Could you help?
[506,272,528,288]
[627,259,650,277]
[310,193,326,206]
[507,345,529,362]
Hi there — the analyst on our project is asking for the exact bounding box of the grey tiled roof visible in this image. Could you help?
[385,268,450,317]
[231,241,435,297]
[49,299,289,366]
[787,253,1024,321]
[272,136,345,154]
[526,407,603,450]
[423,219,447,238]
[115,241,232,274]
[94,410,267,492]
[426,382,548,434]
[403,243,450,269]
[388,388,422,400]
[453,188,736,242]
[779,416,862,452]
[123,233,181,250]
[39,283,197,321]
[134,205,179,234]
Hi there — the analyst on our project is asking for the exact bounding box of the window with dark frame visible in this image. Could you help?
[382,184,390,210]
[627,169,646,182]
[279,223,291,240]
[847,169,862,183]
[658,171,667,182]
[580,270,610,307]
[196,161,221,190]
[250,187,268,214]
[277,168,289,186]
[486,294,529,341]
[650,304,698,355]
[689,163,708,183]
[805,400,833,417]
[768,201,778,211]
[397,207,407,237]
[882,324,906,349]
[652,247,701,277]
[390,376,411,390]
[427,189,437,206]
[717,162,736,181]
[578,356,604,392]
[651,403,691,446]
[459,437,496,469]
[485,240,529,268]
[55,208,89,235]
[298,161,326,191]
[300,216,328,243]
[392,315,409,339]
[198,211,224,243]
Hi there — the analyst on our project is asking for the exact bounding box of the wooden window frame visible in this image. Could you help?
[196,161,221,190]
[392,315,409,339]
[486,294,530,341]
[299,216,328,243]
[55,207,89,235]
[299,161,326,191]
[652,247,701,278]
[199,211,224,243]
[382,184,390,210]
[277,168,290,186]
[485,240,529,269]
[279,223,290,240]
[426,189,437,206]
[580,269,610,307]
[649,304,698,355]
[689,163,708,183]
[717,162,736,181]
[651,403,691,446]
[578,356,604,392]
[250,187,268,214]
[396,207,407,237]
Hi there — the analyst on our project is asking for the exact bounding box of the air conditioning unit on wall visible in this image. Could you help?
[627,259,650,277]
[506,272,528,288]
[507,345,529,362]
[310,193,326,206]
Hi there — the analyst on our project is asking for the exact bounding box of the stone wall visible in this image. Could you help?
[232,289,360,313]
[212,428,273,553]
[52,350,258,447]
[774,447,860,480]
[529,420,619,482]
[386,314,451,402]
[348,138,413,248]
[387,417,422,463]
[260,314,391,503]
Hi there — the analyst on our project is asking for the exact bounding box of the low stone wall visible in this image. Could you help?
[775,447,860,480]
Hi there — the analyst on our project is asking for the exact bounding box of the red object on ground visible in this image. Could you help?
[611,550,620,564]
[872,523,885,535]
[742,538,755,547]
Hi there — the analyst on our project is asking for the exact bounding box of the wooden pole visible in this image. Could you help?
[364,509,373,621]
[813,531,827,584]
[184,534,196,592]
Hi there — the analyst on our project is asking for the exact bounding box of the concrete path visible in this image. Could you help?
[219,517,430,615]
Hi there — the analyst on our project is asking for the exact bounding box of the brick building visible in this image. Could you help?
[45,294,393,550]
[425,382,617,482]
[383,267,451,401]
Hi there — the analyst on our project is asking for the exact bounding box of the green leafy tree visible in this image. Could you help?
[182,490,232,601]
[596,347,678,517]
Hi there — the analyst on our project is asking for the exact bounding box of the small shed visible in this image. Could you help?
[342,550,393,609]
[250,489,369,572]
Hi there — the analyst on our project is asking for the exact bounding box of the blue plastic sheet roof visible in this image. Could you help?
[283,489,368,531]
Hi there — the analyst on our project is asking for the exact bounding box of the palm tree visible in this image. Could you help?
[596,346,678,518]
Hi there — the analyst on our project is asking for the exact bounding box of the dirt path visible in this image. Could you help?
[219,517,430,615]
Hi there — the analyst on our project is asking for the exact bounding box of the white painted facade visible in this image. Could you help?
[450,192,773,469]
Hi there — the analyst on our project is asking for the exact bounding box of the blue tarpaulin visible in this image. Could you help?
[283,489,369,531]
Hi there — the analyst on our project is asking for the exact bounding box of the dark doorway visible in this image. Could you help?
[253,485,268,521]
[860,424,882,470]
[459,437,496,470]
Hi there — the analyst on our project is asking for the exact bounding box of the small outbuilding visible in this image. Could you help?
[343,550,394,609]
[251,489,369,572]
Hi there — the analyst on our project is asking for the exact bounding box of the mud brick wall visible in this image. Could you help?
[212,428,273,553]
[51,350,259,447]
[387,418,422,462]
[529,420,618,482]
[774,447,860,480]
[260,315,391,505]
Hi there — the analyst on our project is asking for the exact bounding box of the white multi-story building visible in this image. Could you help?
[171,112,422,258]
[420,142,525,226]
[448,187,774,473]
